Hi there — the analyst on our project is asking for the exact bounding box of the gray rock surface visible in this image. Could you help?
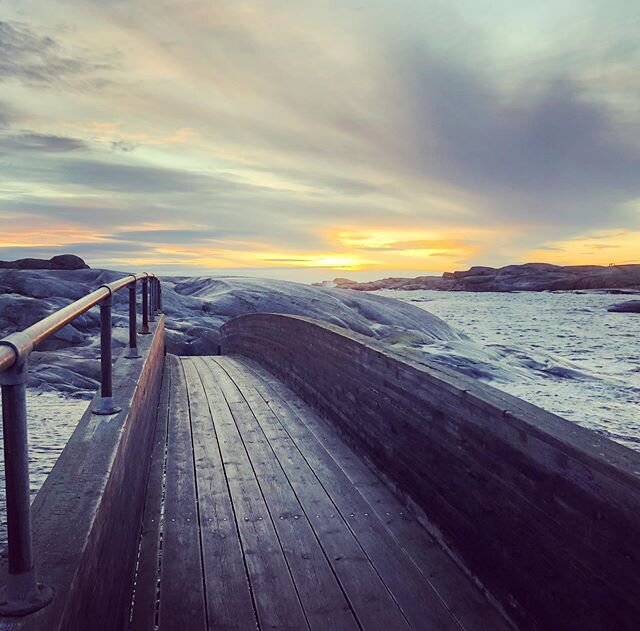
[0,269,466,397]
[607,300,640,313]
[320,263,640,292]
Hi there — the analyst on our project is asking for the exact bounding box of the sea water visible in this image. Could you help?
[1,289,638,543]
[0,392,86,542]
[384,289,640,451]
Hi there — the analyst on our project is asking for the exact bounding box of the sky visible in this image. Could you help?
[0,0,639,281]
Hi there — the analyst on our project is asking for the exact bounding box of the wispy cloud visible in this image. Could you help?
[391,46,640,227]
[0,1,638,275]
[0,132,88,153]
[0,20,111,86]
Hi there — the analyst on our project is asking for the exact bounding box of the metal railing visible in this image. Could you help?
[0,272,162,616]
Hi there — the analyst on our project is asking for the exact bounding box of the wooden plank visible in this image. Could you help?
[217,356,465,631]
[212,358,452,629]
[130,361,171,631]
[158,356,207,630]
[200,357,360,631]
[192,357,309,631]
[0,319,166,631]
[236,356,512,631]
[181,358,258,630]
[207,358,410,631]
[219,315,640,631]
[266,350,635,626]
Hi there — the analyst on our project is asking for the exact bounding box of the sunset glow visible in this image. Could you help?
[0,1,638,278]
[529,229,640,266]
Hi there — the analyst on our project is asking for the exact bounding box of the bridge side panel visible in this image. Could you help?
[221,313,640,631]
[0,317,165,631]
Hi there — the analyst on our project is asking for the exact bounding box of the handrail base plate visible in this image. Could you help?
[92,397,122,415]
[0,582,53,617]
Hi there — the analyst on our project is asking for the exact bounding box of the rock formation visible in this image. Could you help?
[607,300,640,313]
[0,254,89,270]
[0,269,466,396]
[319,263,640,292]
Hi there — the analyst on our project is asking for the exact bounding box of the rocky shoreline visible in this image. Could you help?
[317,263,640,293]
[608,300,640,313]
[0,267,466,397]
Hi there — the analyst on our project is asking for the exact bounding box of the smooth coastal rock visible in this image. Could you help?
[608,300,640,313]
[320,263,640,292]
[2,267,624,402]
[0,269,465,396]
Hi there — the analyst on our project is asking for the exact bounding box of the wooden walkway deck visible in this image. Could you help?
[129,354,510,631]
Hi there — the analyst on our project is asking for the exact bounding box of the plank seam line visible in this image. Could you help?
[127,361,167,630]
[180,357,210,631]
[190,357,261,631]
[228,356,465,630]
[203,356,312,631]
[154,358,172,629]
[250,362,467,623]
[238,356,590,629]
[212,356,364,631]
[218,357,416,628]
[240,357,491,619]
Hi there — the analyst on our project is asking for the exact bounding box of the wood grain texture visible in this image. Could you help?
[220,313,640,631]
[213,356,461,631]
[224,355,511,631]
[194,356,311,631]
[182,358,257,630]
[158,356,207,630]
[0,318,166,631]
[205,357,386,631]
[129,358,171,631]
[132,354,487,630]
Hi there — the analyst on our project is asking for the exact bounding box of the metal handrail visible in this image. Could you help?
[0,271,162,616]
[0,273,153,372]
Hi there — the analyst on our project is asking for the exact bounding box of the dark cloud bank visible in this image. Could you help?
[394,46,640,228]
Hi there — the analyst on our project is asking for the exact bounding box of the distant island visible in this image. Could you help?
[0,254,89,270]
[315,262,640,293]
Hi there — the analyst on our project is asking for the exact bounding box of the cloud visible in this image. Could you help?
[110,140,138,153]
[0,157,227,195]
[0,2,639,274]
[58,160,216,193]
[0,20,110,86]
[357,239,466,252]
[528,228,640,265]
[0,241,155,266]
[112,228,259,244]
[393,45,640,227]
[0,132,88,153]
[44,241,146,255]
[589,243,617,250]
[0,101,17,128]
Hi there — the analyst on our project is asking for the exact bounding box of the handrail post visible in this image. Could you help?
[158,280,163,312]
[149,278,156,323]
[92,292,121,415]
[154,278,160,314]
[0,356,53,615]
[125,281,141,359]
[140,277,150,335]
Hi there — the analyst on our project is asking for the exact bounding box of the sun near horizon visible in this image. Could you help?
[0,1,638,281]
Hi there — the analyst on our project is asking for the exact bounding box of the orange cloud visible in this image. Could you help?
[528,229,640,265]
[330,227,494,269]
[58,121,194,149]
[0,222,100,248]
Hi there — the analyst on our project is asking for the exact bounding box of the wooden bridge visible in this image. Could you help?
[0,275,639,631]
[131,354,508,631]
